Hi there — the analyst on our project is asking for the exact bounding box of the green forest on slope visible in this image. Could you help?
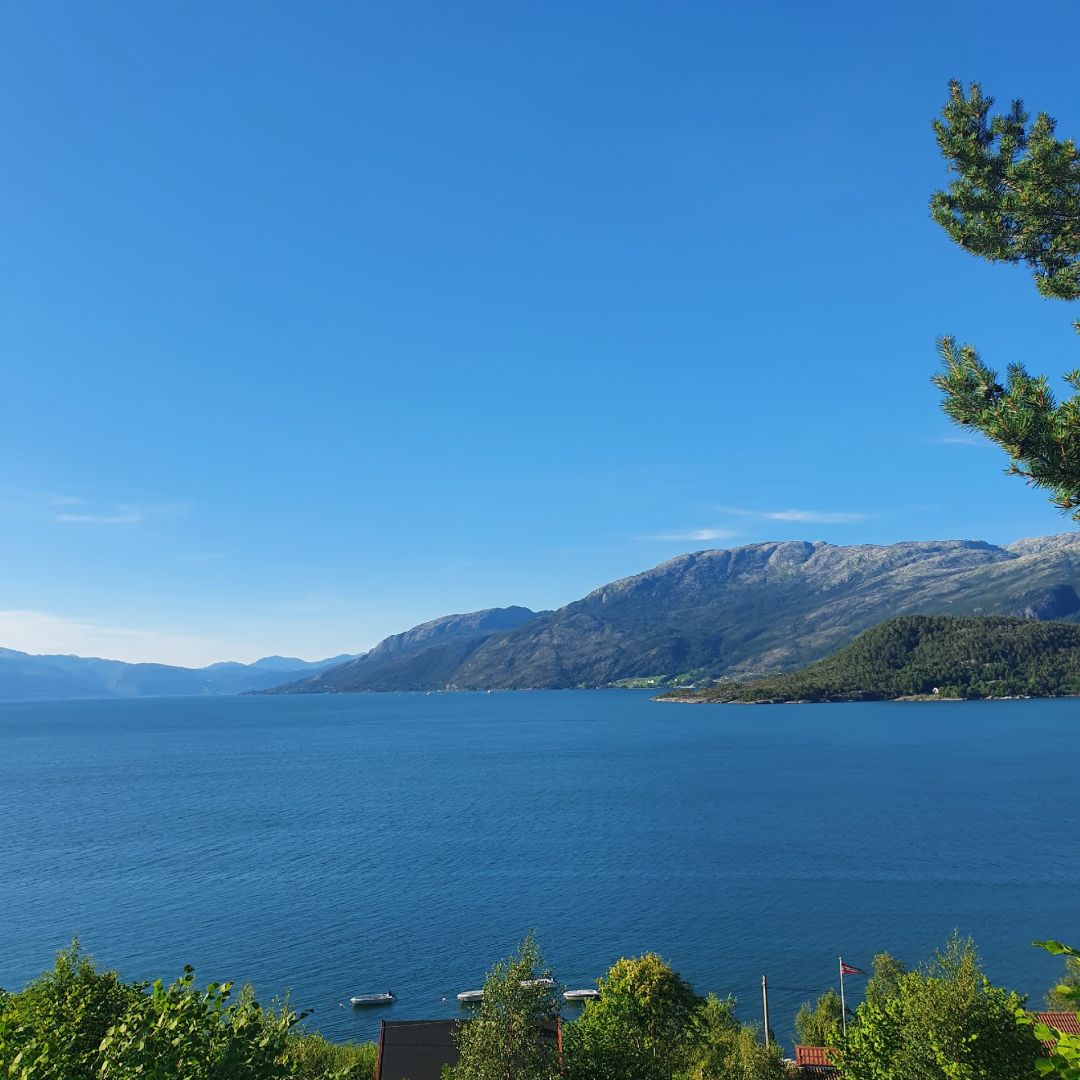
[662,615,1080,703]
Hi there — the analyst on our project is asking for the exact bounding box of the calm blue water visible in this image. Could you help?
[1,691,1077,1049]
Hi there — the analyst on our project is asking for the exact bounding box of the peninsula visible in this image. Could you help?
[659,615,1080,703]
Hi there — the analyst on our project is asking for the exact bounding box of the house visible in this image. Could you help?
[1032,1010,1080,1053]
[376,1020,461,1080]
[375,1017,562,1080]
[795,1044,839,1078]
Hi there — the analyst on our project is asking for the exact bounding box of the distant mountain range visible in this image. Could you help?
[270,533,1080,693]
[8,533,1080,701]
[0,648,359,701]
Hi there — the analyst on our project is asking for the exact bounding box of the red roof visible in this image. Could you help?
[1033,1010,1080,1051]
[1034,1012,1080,1038]
[796,1046,835,1066]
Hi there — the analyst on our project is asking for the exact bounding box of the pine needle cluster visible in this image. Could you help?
[930,81,1080,515]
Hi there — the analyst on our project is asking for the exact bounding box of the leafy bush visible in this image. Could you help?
[289,1031,378,1079]
[0,939,140,1080]
[686,993,787,1080]
[0,941,373,1080]
[448,933,560,1080]
[563,952,701,1080]
[838,935,1041,1080]
[794,989,842,1049]
[1018,941,1080,1078]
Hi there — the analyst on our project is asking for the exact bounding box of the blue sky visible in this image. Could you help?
[2,0,1079,665]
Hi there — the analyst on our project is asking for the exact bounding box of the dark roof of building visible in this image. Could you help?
[376,1017,561,1080]
[377,1020,461,1080]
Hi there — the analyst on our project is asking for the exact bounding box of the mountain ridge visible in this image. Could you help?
[272,533,1080,693]
[266,606,542,694]
[9,533,1080,701]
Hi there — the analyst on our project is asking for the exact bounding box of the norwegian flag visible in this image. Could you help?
[838,958,866,1036]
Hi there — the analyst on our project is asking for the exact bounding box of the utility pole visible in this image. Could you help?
[762,974,770,1048]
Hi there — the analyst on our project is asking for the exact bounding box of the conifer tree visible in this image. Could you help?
[930,81,1080,516]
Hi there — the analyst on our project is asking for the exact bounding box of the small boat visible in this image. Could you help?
[563,989,600,1002]
[350,992,395,1007]
[458,977,555,1003]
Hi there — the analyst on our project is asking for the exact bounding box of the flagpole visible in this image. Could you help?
[839,957,847,1037]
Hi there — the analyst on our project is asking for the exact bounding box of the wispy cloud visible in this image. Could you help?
[929,435,981,447]
[1,489,191,526]
[50,495,192,526]
[175,551,230,567]
[717,506,871,525]
[280,593,343,615]
[55,506,143,525]
[763,509,869,524]
[0,609,226,666]
[642,528,739,542]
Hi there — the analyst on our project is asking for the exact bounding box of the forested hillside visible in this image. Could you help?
[664,615,1080,702]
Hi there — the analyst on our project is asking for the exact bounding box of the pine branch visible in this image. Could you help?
[933,336,1080,518]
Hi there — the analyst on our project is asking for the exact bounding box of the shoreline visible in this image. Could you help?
[654,692,1060,705]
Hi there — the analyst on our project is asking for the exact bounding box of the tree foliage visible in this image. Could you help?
[0,941,374,1080]
[934,336,1080,516]
[931,81,1080,303]
[684,994,787,1080]
[97,967,297,1080]
[1047,944,1080,1011]
[448,934,560,1080]
[0,940,140,1080]
[288,1032,377,1080]
[563,953,701,1080]
[930,80,1080,516]
[686,615,1080,703]
[862,954,907,1011]
[838,935,1042,1080]
[795,989,843,1049]
[562,955,781,1080]
[1018,940,1080,1078]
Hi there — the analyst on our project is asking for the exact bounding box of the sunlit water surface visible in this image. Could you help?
[2,691,1077,1047]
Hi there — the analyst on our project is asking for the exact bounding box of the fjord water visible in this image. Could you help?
[2,692,1077,1047]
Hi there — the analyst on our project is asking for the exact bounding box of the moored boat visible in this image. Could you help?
[457,989,484,1003]
[350,992,395,1006]
[563,988,600,1002]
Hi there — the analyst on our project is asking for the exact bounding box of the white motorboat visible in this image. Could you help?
[350,992,395,1006]
[563,989,600,1002]
[458,977,555,1003]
